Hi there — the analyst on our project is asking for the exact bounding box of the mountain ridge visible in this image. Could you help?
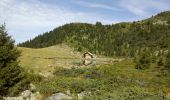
[18,11,170,57]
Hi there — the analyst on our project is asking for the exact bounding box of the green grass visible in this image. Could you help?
[18,44,115,77]
[18,44,82,76]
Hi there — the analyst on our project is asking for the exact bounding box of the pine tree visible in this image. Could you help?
[135,50,151,69]
[0,25,25,96]
[164,50,170,70]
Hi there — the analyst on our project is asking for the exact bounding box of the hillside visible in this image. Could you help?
[18,44,115,77]
[18,11,170,57]
[18,44,80,76]
[18,45,170,99]
[146,11,170,24]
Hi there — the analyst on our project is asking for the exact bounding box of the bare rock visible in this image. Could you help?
[3,97,23,100]
[46,93,72,100]
[30,83,36,92]
[30,92,42,100]
[4,91,42,100]
[65,90,71,95]
[78,91,91,100]
[20,90,31,100]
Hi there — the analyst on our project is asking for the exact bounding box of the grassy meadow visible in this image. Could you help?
[18,44,115,77]
[17,44,170,100]
[18,44,82,76]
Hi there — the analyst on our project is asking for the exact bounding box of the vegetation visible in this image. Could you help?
[36,60,170,99]
[0,25,28,96]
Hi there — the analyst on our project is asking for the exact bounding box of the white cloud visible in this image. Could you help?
[0,0,114,43]
[120,0,170,17]
[74,0,122,11]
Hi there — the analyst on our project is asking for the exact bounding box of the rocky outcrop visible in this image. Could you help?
[3,97,23,100]
[46,93,72,100]
[3,84,42,100]
[3,91,42,100]
[21,90,31,100]
[77,91,91,100]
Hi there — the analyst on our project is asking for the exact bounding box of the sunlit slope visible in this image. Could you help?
[18,44,81,75]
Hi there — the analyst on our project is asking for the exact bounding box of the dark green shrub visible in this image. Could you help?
[8,78,30,96]
[27,73,43,83]
[135,51,151,69]
[54,67,86,77]
[84,86,166,100]
[164,51,170,70]
[157,57,164,66]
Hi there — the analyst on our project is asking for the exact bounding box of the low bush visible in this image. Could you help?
[84,86,166,100]
[27,73,43,83]
[42,62,170,99]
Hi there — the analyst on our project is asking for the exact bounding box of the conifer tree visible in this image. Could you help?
[0,25,25,96]
[164,50,170,70]
[135,50,151,69]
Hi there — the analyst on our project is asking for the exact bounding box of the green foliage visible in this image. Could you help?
[84,86,166,100]
[27,73,43,83]
[0,25,27,96]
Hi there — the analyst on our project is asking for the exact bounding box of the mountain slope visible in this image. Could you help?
[18,11,170,57]
[18,44,81,77]
[18,44,115,77]
[147,11,170,24]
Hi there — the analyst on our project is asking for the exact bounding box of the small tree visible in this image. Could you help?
[164,50,170,70]
[0,25,26,96]
[135,51,151,69]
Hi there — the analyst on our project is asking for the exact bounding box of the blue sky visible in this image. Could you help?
[0,0,170,43]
